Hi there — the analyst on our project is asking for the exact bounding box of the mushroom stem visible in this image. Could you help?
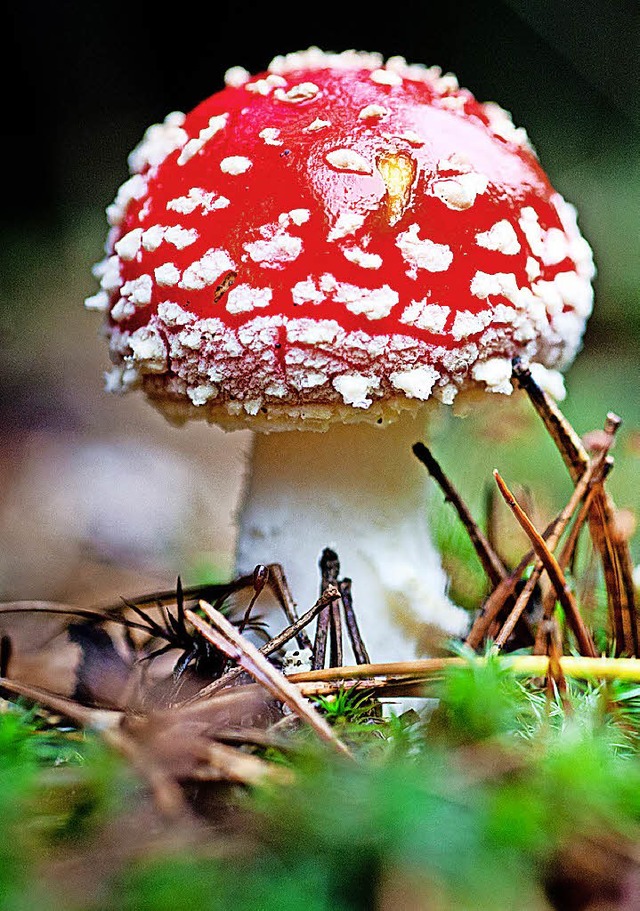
[234,410,470,663]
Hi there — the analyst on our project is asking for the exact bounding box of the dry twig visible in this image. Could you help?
[413,442,507,587]
[187,600,354,759]
[287,655,640,700]
[493,449,611,652]
[313,548,342,670]
[532,460,613,655]
[179,585,340,706]
[492,469,597,657]
[513,360,638,656]
[339,578,370,665]
[266,562,313,651]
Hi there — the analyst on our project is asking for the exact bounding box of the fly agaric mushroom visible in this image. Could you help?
[86,48,595,662]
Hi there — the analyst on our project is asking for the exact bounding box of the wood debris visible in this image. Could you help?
[0,355,637,811]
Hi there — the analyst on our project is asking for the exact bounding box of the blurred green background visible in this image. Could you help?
[1,0,638,606]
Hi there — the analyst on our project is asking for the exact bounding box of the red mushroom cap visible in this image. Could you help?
[86,47,595,430]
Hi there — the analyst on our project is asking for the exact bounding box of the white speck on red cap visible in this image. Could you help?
[226,284,273,314]
[333,373,381,407]
[178,114,228,166]
[483,101,531,149]
[325,149,373,174]
[432,172,489,210]
[320,276,399,320]
[121,274,153,306]
[114,228,143,261]
[224,65,251,88]
[370,69,403,87]
[359,104,389,120]
[304,118,331,132]
[128,325,167,373]
[390,366,440,400]
[84,290,110,312]
[128,112,188,174]
[476,220,521,255]
[167,188,230,214]
[259,127,283,146]
[342,245,382,270]
[106,175,148,227]
[471,357,514,394]
[328,212,367,241]
[274,82,320,103]
[245,75,286,96]
[220,156,252,175]
[88,47,595,426]
[164,226,200,249]
[179,248,236,290]
[396,225,454,276]
[244,222,303,268]
[400,300,450,333]
[154,263,181,286]
[394,130,424,147]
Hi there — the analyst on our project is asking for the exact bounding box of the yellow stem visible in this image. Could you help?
[288,655,640,686]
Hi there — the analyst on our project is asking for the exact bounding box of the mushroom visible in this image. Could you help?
[86,48,596,663]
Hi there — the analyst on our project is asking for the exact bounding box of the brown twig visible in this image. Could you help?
[465,548,538,650]
[321,548,344,668]
[587,413,636,654]
[413,442,507,587]
[187,600,354,758]
[339,578,370,665]
[237,564,269,635]
[178,586,340,706]
[0,676,120,730]
[289,655,640,699]
[100,576,254,616]
[493,572,541,653]
[313,548,342,670]
[592,491,637,655]
[190,740,294,786]
[492,470,597,657]
[466,490,584,650]
[546,621,569,702]
[493,449,610,652]
[512,358,588,478]
[535,616,559,669]
[587,414,637,655]
[533,461,613,655]
[266,562,313,651]
[615,527,640,656]
[329,597,344,669]
[513,361,637,656]
[557,464,613,574]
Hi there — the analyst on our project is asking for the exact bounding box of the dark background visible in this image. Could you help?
[3,1,640,327]
[1,1,639,602]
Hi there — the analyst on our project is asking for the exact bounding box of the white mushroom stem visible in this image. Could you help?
[234,410,470,663]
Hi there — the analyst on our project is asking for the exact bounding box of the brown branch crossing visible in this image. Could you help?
[187,600,353,758]
[492,469,597,658]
